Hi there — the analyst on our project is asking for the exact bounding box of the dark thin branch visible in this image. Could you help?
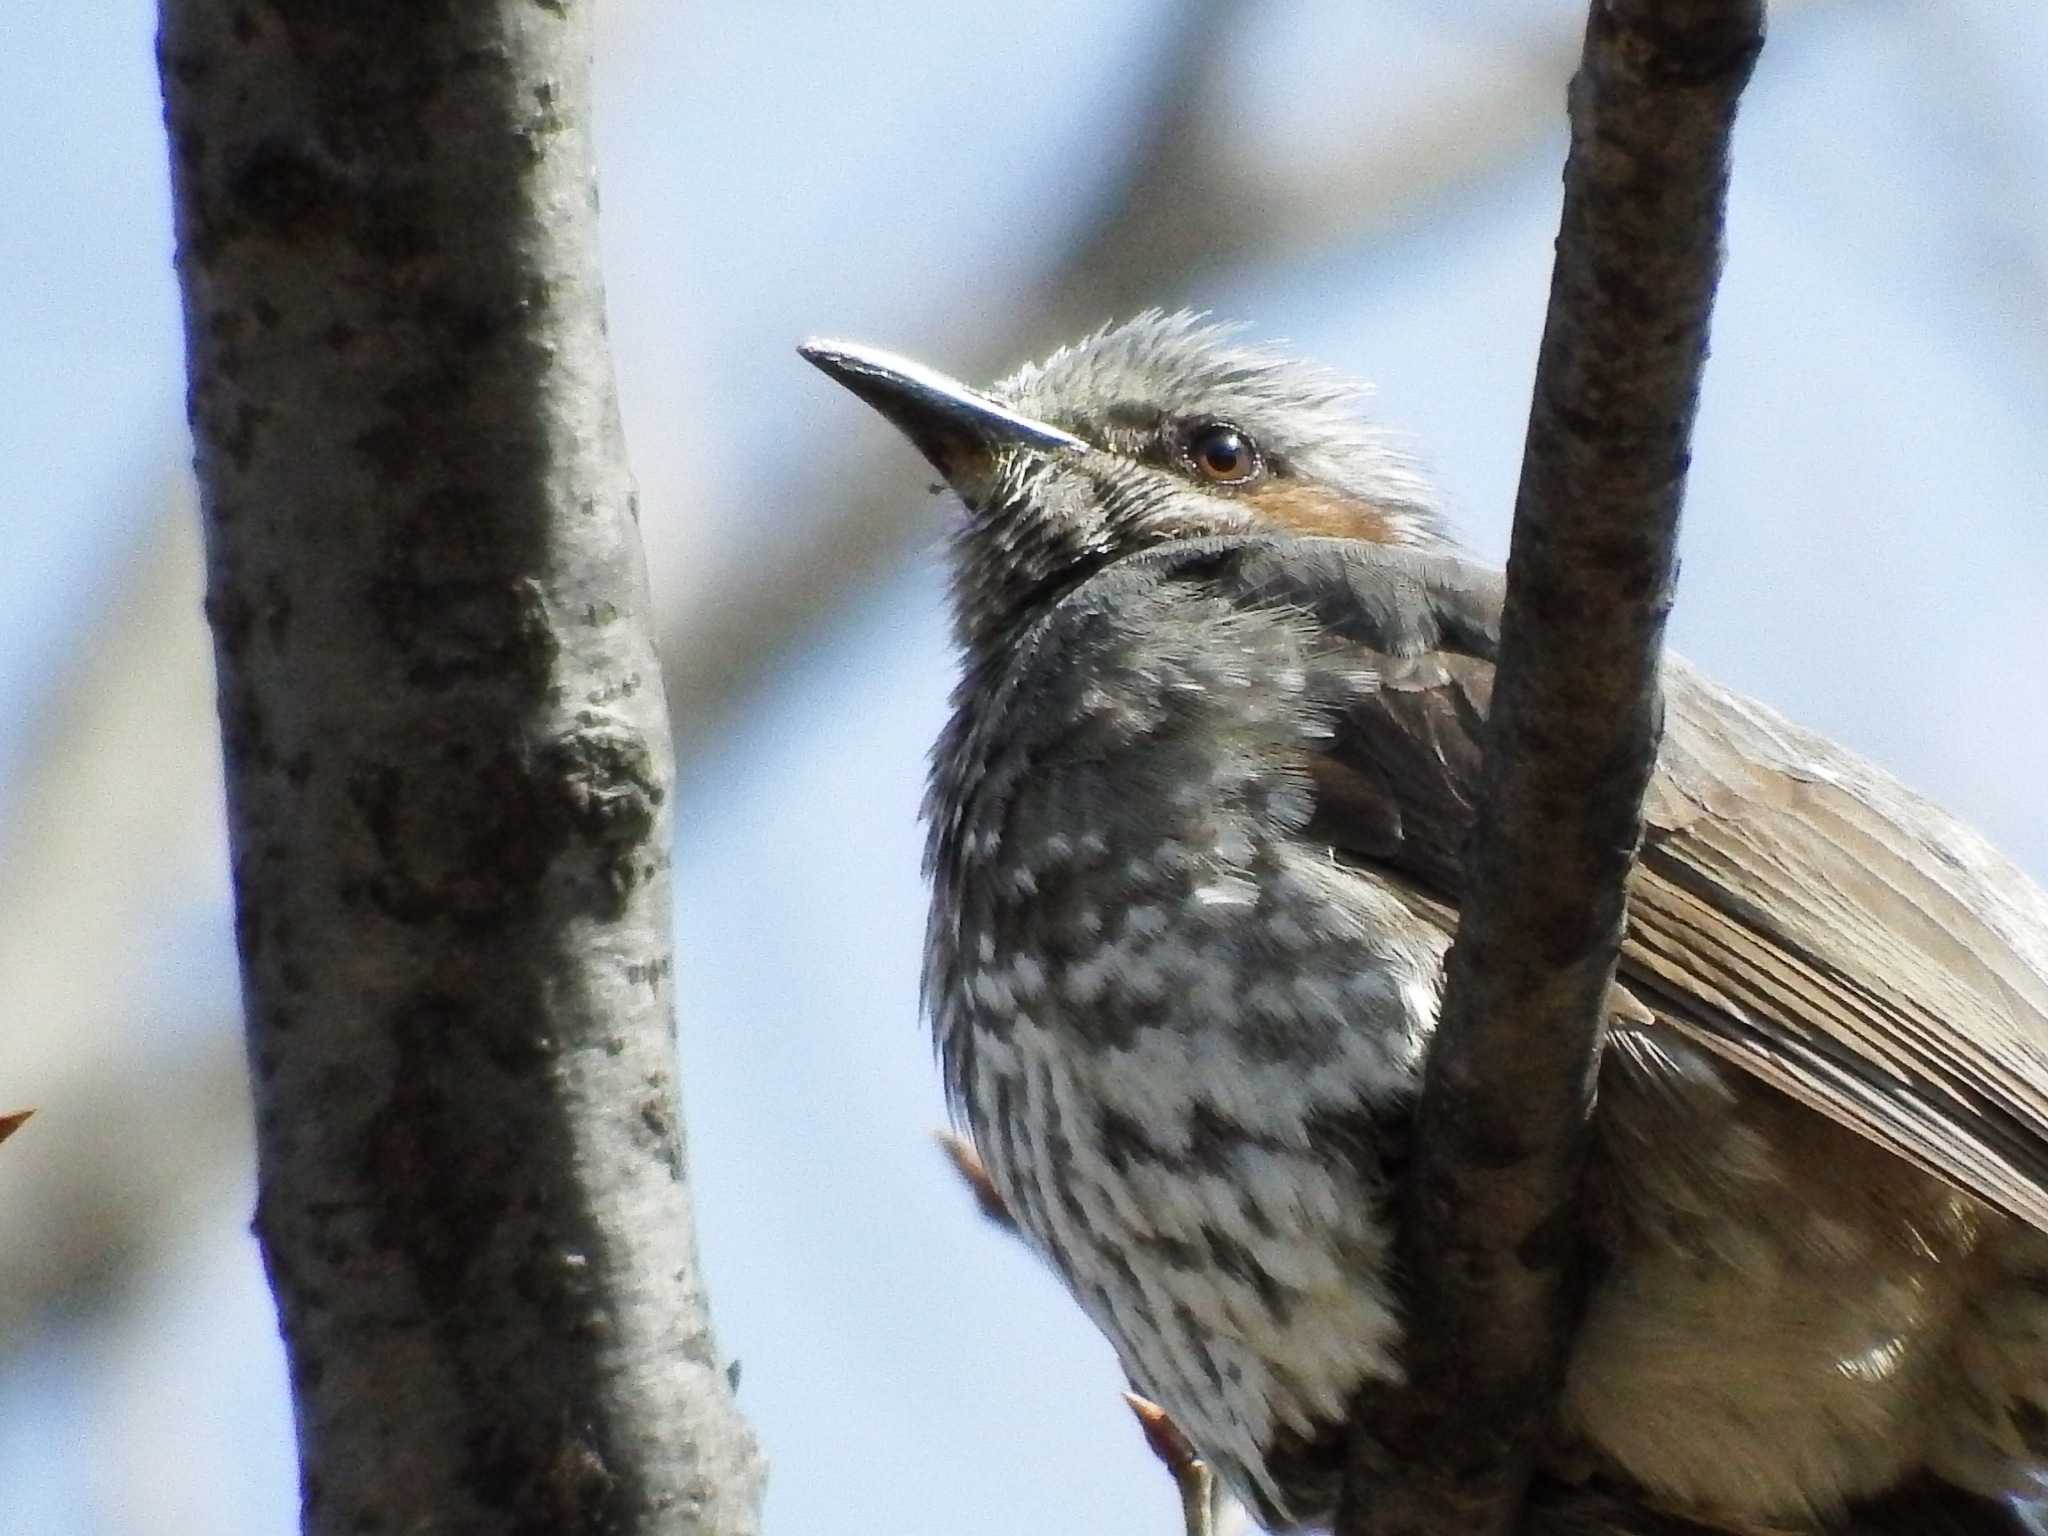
[159,3,763,1533]
[1340,5,1763,1535]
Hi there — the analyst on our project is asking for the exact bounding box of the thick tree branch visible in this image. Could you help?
[1341,5,1763,1534]
[159,4,763,1533]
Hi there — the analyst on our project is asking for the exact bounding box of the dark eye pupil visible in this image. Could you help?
[1190,425,1255,481]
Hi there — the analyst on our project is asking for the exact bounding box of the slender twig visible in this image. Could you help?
[1126,1392,1218,1536]
[1339,5,1764,1534]
[935,1130,1018,1232]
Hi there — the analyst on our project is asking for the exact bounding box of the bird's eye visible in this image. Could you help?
[1184,423,1261,485]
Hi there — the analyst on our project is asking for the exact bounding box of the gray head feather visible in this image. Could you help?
[995,311,1447,538]
[930,313,1453,654]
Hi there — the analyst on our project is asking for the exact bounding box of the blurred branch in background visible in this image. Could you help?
[0,497,250,1336]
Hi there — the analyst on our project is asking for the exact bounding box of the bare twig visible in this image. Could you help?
[1126,1391,1218,1536]
[944,1141,1229,1531]
[159,2,763,1531]
[935,1129,1017,1232]
[1340,5,1764,1535]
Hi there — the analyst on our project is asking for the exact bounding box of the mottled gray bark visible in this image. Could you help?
[158,4,763,1534]
[1341,4,1764,1535]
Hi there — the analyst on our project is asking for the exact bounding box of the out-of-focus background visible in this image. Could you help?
[4,1,2045,1531]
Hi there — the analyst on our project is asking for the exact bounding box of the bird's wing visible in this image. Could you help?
[1627,661,2048,1232]
[1199,535,2048,1234]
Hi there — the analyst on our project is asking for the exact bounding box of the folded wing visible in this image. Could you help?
[1193,534,2048,1235]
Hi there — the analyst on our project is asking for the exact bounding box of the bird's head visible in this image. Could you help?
[801,311,1449,651]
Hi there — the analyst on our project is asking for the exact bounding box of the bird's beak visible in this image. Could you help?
[798,338,1085,488]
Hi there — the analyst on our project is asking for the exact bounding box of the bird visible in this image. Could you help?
[798,313,2048,1534]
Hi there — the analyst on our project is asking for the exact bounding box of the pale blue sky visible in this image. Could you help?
[3,2,2045,1533]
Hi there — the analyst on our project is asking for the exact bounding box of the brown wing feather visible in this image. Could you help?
[1234,539,2048,1235]
[1627,661,2048,1231]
